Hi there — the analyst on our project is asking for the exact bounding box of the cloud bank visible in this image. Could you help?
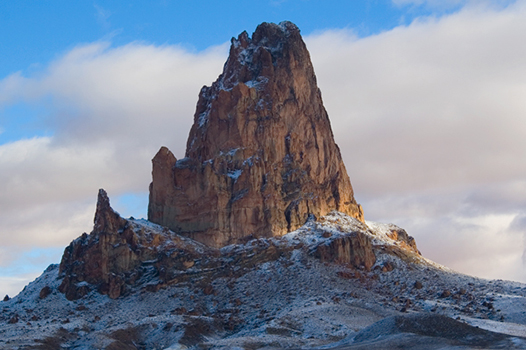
[1,1,526,295]
[307,0,526,281]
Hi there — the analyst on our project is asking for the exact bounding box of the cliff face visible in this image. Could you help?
[58,189,212,300]
[148,21,363,247]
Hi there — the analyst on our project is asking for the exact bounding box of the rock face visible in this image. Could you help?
[385,226,420,255]
[148,21,363,248]
[314,233,376,271]
[58,189,132,300]
[58,189,212,300]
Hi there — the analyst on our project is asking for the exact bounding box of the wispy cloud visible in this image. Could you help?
[392,0,465,7]
[94,4,112,31]
[392,0,517,9]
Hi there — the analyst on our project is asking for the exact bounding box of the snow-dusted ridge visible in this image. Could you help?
[2,212,525,349]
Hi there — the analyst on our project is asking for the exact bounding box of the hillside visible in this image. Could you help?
[1,205,525,348]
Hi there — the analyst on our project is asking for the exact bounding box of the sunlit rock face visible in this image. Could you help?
[148,21,363,248]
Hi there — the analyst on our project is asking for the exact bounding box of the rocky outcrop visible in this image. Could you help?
[313,233,376,271]
[56,23,426,302]
[385,226,420,255]
[57,189,299,300]
[148,21,363,248]
[58,189,213,300]
[58,189,130,299]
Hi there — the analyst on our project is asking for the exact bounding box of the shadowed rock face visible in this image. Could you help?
[59,189,132,300]
[58,189,213,300]
[148,21,363,247]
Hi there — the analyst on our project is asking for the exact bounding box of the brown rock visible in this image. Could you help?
[182,260,195,269]
[440,290,452,298]
[58,189,211,300]
[322,231,332,238]
[337,271,355,279]
[3,295,9,302]
[8,314,18,324]
[382,262,394,272]
[39,286,52,299]
[203,285,215,296]
[387,227,420,255]
[148,21,363,247]
[414,281,423,290]
[313,231,375,270]
[58,189,133,300]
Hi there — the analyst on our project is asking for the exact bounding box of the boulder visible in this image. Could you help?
[313,232,376,270]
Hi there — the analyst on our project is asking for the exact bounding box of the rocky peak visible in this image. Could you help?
[185,21,320,161]
[148,21,364,248]
[58,189,215,300]
[209,21,306,107]
[93,188,126,235]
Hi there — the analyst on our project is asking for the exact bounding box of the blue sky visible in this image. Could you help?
[0,1,459,78]
[2,0,526,296]
[0,0,420,145]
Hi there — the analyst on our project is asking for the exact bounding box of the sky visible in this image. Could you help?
[1,0,525,297]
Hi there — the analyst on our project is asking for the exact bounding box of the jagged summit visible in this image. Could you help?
[93,188,126,235]
[148,21,363,247]
[185,21,318,160]
[58,188,212,300]
[209,21,303,101]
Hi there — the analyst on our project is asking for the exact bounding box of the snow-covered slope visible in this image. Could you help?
[1,213,525,349]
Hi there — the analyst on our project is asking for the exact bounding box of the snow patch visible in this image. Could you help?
[198,112,208,128]
[228,169,242,181]
[175,157,191,169]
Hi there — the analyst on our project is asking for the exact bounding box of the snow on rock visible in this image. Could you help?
[1,210,525,349]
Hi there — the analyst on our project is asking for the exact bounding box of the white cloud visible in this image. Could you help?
[307,1,526,195]
[306,0,526,281]
[94,4,112,30]
[0,41,227,207]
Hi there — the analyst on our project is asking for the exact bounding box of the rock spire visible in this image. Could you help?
[148,21,363,247]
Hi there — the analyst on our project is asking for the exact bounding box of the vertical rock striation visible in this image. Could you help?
[148,21,363,247]
[59,189,132,300]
